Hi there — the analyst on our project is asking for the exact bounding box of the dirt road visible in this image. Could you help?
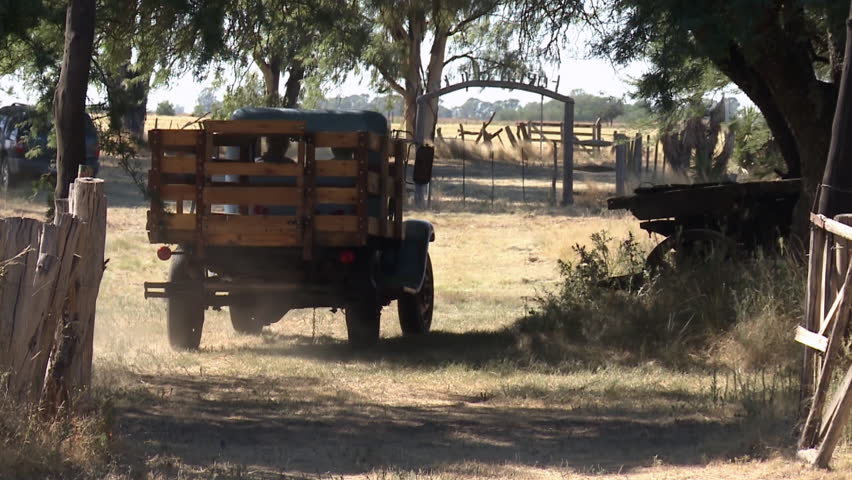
[4,160,849,479]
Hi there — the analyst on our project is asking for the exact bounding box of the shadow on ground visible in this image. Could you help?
[114,326,791,479]
[117,369,760,479]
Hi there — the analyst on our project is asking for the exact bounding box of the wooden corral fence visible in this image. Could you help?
[797,213,852,468]
[0,177,106,414]
[516,119,609,152]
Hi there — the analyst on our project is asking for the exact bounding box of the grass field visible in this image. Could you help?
[1,148,850,479]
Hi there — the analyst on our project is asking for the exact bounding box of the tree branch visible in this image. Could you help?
[447,2,498,36]
[375,65,405,96]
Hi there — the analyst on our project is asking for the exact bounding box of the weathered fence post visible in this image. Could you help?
[0,177,106,414]
[615,135,627,196]
[633,133,643,179]
[653,139,660,177]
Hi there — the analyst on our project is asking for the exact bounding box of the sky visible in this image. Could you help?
[0,55,653,113]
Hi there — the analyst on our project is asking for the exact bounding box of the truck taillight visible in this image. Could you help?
[156,246,172,261]
[339,250,356,264]
[14,143,24,154]
[95,144,100,160]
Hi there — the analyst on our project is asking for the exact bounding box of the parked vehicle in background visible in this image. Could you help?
[0,103,100,191]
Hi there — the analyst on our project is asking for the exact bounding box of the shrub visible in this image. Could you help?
[522,232,804,369]
[155,101,176,116]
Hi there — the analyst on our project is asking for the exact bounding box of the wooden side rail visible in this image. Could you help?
[147,123,404,249]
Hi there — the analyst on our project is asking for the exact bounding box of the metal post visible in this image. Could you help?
[645,135,651,172]
[462,140,466,206]
[562,101,574,205]
[521,145,526,203]
[552,143,558,205]
[490,149,495,207]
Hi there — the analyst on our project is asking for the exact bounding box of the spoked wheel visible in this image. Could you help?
[646,229,736,272]
[398,254,433,335]
[167,253,205,350]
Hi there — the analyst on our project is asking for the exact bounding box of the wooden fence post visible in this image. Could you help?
[615,135,627,196]
[0,177,106,413]
[633,133,643,179]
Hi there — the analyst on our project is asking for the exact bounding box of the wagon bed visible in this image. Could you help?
[608,179,801,257]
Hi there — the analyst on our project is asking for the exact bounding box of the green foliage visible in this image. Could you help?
[192,87,223,116]
[525,232,804,368]
[211,74,266,120]
[155,101,176,116]
[221,0,367,107]
[730,107,785,177]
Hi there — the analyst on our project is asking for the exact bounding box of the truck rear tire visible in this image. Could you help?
[345,294,381,348]
[398,254,433,335]
[167,254,205,350]
[229,302,264,335]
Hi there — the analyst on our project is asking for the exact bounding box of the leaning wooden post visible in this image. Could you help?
[797,2,852,468]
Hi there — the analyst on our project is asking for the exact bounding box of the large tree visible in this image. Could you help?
[364,0,536,139]
[94,0,228,138]
[572,0,845,208]
[222,0,366,109]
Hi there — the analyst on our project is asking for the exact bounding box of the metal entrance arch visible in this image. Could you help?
[413,80,575,205]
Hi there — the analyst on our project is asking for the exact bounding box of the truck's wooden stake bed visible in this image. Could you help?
[144,109,435,350]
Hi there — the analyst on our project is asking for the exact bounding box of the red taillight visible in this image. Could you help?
[339,250,356,264]
[94,145,100,160]
[14,143,24,154]
[253,205,269,215]
[156,246,172,261]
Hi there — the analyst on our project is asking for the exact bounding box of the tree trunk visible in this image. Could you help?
[421,28,448,142]
[121,70,149,139]
[401,15,425,138]
[817,2,852,218]
[283,61,305,108]
[53,0,96,203]
[255,53,282,108]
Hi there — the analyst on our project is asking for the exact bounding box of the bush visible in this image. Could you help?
[522,232,804,369]
[155,101,176,116]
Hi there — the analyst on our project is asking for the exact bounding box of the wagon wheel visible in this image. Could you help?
[646,229,736,272]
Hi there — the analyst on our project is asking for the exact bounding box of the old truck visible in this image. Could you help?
[143,108,435,350]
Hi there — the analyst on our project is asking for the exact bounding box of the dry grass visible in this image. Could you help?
[0,152,849,479]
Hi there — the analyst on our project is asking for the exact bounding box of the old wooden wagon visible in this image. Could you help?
[607,179,802,267]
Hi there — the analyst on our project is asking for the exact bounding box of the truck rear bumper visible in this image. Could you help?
[144,279,359,309]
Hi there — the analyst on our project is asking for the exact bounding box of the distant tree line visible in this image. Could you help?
[304,89,651,124]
